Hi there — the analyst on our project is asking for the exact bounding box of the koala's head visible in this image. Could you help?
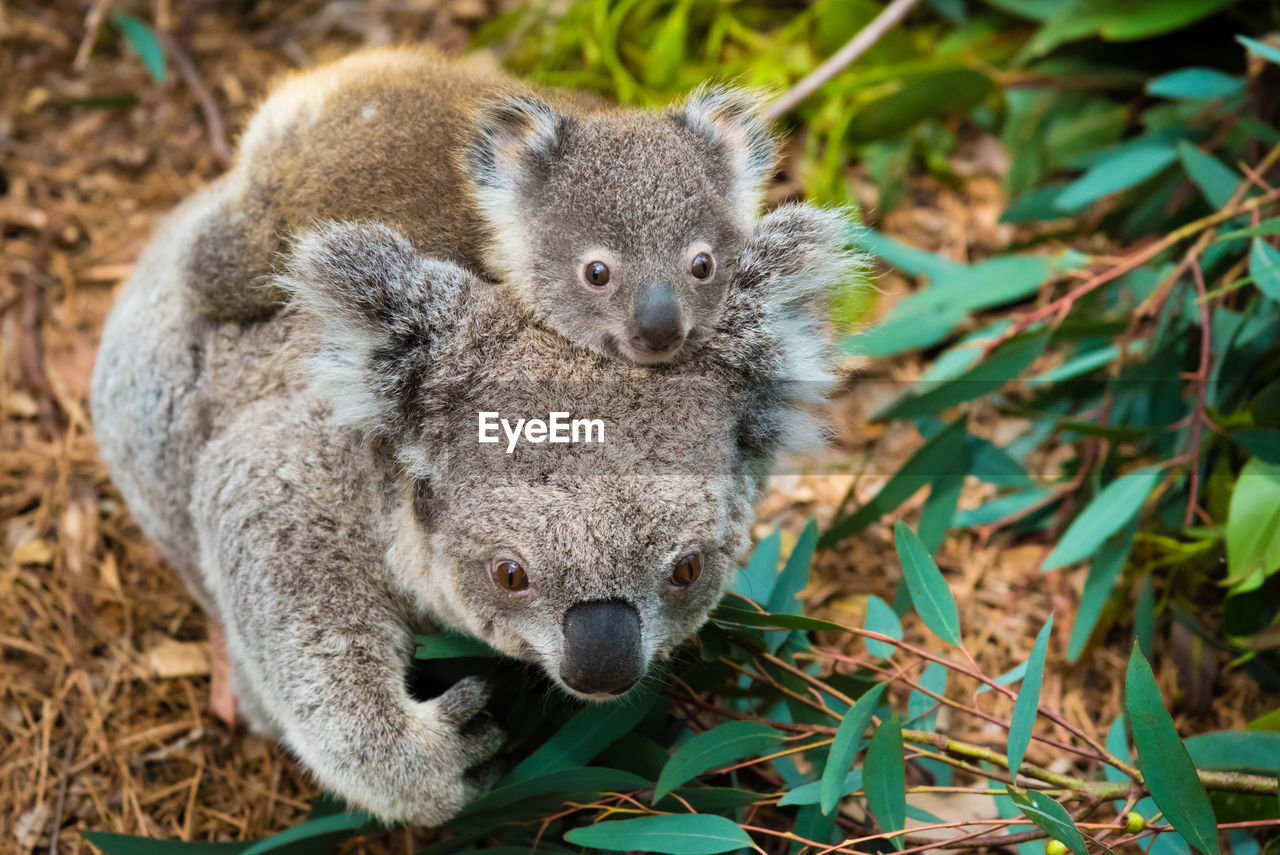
[280,204,858,699]
[463,85,779,366]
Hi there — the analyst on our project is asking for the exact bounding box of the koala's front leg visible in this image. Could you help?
[197,436,502,826]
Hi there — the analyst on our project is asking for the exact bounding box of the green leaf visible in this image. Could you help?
[864,595,902,659]
[1249,238,1280,300]
[461,767,648,817]
[781,770,863,806]
[1008,616,1053,776]
[81,834,249,854]
[895,521,962,646]
[654,721,785,802]
[241,814,375,855]
[414,632,501,659]
[877,334,1048,420]
[1232,429,1280,464]
[507,690,654,782]
[1148,68,1245,101]
[1238,34,1280,65]
[1177,142,1240,208]
[1099,0,1233,40]
[821,420,970,549]
[907,662,947,731]
[1054,145,1178,212]
[1006,786,1087,855]
[1225,458,1280,591]
[1126,644,1222,855]
[768,519,819,617]
[1067,527,1136,662]
[564,814,753,854]
[820,684,887,815]
[1220,217,1280,240]
[1185,731,1280,773]
[112,13,166,83]
[855,305,968,358]
[977,661,1028,695]
[864,713,906,849]
[1041,467,1162,570]
[954,488,1057,528]
[731,529,781,604]
[643,0,692,88]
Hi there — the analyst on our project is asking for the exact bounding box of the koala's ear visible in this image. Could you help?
[463,92,571,280]
[669,85,779,224]
[463,92,570,201]
[710,203,865,461]
[736,202,864,311]
[278,221,477,440]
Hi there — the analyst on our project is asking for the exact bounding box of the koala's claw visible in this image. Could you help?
[437,676,492,725]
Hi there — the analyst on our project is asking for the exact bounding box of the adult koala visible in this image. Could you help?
[91,196,856,824]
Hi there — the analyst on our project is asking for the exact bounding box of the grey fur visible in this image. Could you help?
[183,48,779,364]
[92,193,858,822]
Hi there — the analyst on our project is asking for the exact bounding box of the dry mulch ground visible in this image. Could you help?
[2,2,1275,853]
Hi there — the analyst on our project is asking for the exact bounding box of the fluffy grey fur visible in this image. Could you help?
[91,196,858,824]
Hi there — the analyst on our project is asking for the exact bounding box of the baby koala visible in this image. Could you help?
[92,191,856,824]
[187,47,779,363]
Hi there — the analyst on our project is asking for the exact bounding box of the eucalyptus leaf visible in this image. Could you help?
[864,713,907,849]
[1042,467,1162,570]
[895,521,963,646]
[654,721,786,801]
[1006,787,1088,855]
[564,814,753,855]
[864,595,903,659]
[1126,645,1222,855]
[1067,527,1136,661]
[1054,144,1178,212]
[820,684,886,814]
[112,13,167,83]
[1149,68,1245,101]
[1238,34,1280,65]
[1008,616,1053,776]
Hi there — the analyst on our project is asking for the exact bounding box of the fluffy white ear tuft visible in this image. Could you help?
[736,203,867,312]
[277,221,477,439]
[669,85,780,226]
[711,203,867,463]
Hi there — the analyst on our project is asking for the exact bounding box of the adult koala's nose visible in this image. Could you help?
[559,599,645,697]
[631,282,685,354]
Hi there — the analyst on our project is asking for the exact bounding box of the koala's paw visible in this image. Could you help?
[437,676,506,770]
[390,677,505,827]
[309,676,505,828]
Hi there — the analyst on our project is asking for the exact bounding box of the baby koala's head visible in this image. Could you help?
[463,85,778,364]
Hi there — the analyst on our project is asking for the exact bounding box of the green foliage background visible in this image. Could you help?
[96,0,1280,853]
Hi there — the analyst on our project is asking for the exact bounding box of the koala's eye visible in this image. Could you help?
[584,261,611,287]
[670,554,702,588]
[493,559,529,592]
[690,252,713,280]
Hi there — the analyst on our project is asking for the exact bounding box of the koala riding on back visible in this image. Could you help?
[187,48,778,363]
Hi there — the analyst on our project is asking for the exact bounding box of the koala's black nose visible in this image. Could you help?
[631,282,685,353]
[560,599,645,696]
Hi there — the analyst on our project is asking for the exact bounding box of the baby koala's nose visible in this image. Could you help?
[631,282,685,354]
[560,599,645,697]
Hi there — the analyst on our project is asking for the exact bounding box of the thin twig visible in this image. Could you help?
[763,0,923,121]
[155,29,232,166]
[19,228,62,440]
[1184,253,1213,526]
